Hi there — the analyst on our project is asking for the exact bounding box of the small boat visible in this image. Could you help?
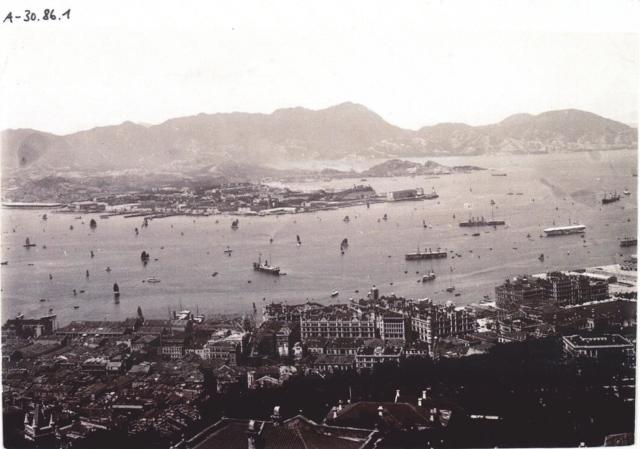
[454,293,461,297]
[42,214,48,220]
[471,232,480,237]
[89,219,97,229]
[422,271,436,282]
[145,277,161,284]
[538,253,545,261]
[296,235,302,245]
[223,246,233,255]
[69,225,74,230]
[623,189,631,195]
[23,238,36,248]
[90,250,95,258]
[340,238,349,251]
[212,272,219,277]
[1,261,8,265]
[343,215,350,223]
[106,266,111,272]
[331,291,339,297]
[231,219,239,229]
[382,214,388,221]
[73,305,79,309]
[39,298,46,302]
[446,286,455,293]
[113,283,120,294]
[423,220,427,229]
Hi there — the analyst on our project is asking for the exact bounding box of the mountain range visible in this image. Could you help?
[1,103,636,174]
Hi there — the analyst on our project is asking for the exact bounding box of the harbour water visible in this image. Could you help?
[1,150,636,326]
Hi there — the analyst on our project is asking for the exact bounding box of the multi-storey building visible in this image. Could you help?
[543,272,609,306]
[495,276,545,310]
[300,306,376,341]
[562,334,635,366]
[355,345,403,369]
[411,301,475,345]
[375,310,406,341]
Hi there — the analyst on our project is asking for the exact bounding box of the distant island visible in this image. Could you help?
[1,103,636,176]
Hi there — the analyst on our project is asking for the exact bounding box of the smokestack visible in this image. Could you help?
[418,398,423,407]
[394,389,400,403]
[337,400,343,411]
[378,406,384,418]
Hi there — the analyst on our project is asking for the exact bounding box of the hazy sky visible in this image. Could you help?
[1,0,639,134]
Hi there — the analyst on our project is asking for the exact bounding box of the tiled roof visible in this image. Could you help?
[189,416,374,449]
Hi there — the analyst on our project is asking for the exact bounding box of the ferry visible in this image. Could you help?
[253,254,281,275]
[405,247,447,260]
[543,224,586,236]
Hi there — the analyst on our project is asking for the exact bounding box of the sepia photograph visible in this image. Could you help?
[0,1,638,448]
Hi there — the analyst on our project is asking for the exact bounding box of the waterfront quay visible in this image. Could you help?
[2,263,636,448]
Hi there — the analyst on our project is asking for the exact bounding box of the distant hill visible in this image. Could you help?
[2,104,636,174]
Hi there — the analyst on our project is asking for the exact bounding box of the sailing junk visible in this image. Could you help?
[602,192,621,204]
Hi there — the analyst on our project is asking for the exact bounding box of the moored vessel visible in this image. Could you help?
[253,254,281,275]
[543,224,586,236]
[405,247,447,260]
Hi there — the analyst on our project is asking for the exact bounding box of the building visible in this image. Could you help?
[24,404,56,445]
[411,301,475,345]
[2,315,57,341]
[495,276,545,310]
[355,345,403,369]
[543,272,609,306]
[562,334,635,365]
[387,187,425,201]
[313,354,356,372]
[169,408,377,449]
[375,310,406,341]
[300,306,376,341]
[159,336,185,359]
